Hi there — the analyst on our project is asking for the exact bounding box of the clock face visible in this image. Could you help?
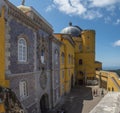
[40,72,47,89]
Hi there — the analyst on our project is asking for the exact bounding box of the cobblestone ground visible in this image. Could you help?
[48,86,107,113]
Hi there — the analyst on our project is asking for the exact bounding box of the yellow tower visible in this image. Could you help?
[80,30,96,83]
[0,6,9,87]
[75,30,96,84]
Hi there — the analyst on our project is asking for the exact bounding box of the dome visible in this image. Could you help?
[61,22,82,37]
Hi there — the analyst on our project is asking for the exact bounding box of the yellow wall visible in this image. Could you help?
[96,71,120,92]
[73,30,96,84]
[55,34,75,95]
[0,7,9,87]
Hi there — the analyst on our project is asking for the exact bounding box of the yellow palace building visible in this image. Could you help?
[55,22,102,95]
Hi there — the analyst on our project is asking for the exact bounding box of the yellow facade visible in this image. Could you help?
[73,30,96,84]
[54,26,101,95]
[0,7,9,113]
[96,71,120,92]
[54,34,75,95]
[0,7,9,88]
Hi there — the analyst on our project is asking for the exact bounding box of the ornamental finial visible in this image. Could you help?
[21,0,25,5]
[69,22,72,26]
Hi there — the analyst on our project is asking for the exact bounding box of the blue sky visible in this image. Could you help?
[9,0,120,69]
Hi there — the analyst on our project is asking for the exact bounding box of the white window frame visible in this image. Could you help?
[18,38,27,62]
[19,81,28,99]
[41,49,45,64]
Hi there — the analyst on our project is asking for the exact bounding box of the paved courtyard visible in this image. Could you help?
[48,86,106,113]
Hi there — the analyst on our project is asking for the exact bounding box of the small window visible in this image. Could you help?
[79,59,83,65]
[62,71,64,79]
[79,44,82,51]
[71,55,73,64]
[55,50,59,64]
[18,38,27,62]
[68,54,70,64]
[80,71,84,75]
[19,81,28,99]
[68,70,70,77]
[61,52,64,64]
[41,49,45,64]
[56,72,59,84]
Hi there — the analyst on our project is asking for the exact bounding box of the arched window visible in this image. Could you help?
[18,38,27,62]
[68,54,70,64]
[71,55,73,64]
[55,50,59,64]
[79,59,83,65]
[41,49,45,64]
[19,80,28,99]
[61,52,64,64]
[79,43,82,52]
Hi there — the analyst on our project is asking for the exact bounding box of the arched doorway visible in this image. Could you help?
[40,94,49,113]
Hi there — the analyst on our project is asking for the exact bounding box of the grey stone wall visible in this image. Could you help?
[51,40,61,107]
[9,72,37,113]
[9,19,35,74]
[36,30,51,71]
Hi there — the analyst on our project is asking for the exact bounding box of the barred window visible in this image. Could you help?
[19,81,28,99]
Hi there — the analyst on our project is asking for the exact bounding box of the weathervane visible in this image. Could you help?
[21,0,25,5]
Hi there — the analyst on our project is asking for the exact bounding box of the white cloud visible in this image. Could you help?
[115,19,120,25]
[82,10,102,20]
[46,4,55,12]
[90,0,120,7]
[104,16,111,24]
[46,0,120,20]
[113,40,120,47]
[53,0,86,15]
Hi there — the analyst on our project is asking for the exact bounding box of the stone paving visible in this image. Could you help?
[48,85,107,113]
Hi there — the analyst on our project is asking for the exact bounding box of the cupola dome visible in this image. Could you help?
[61,22,82,37]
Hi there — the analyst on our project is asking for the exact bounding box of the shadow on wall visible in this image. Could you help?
[60,86,93,113]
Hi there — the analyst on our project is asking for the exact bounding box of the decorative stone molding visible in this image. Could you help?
[39,71,47,89]
[6,1,38,30]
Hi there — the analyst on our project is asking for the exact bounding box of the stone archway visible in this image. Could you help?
[40,94,49,113]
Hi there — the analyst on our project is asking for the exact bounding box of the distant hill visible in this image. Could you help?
[103,66,120,70]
